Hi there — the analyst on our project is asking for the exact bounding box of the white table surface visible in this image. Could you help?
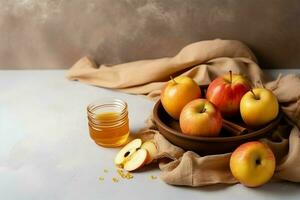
[0,69,299,200]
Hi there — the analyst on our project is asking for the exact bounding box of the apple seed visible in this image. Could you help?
[124,151,130,157]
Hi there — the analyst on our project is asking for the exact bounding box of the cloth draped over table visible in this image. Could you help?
[67,39,300,186]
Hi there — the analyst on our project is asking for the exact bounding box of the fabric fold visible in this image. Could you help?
[67,39,265,98]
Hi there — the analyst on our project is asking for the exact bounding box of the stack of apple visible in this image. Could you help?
[161,72,279,136]
[160,72,279,187]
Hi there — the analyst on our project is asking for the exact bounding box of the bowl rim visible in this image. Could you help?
[153,100,282,142]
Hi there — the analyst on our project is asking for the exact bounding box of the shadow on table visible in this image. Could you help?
[179,180,299,195]
[253,181,300,196]
[133,159,300,196]
[176,184,230,192]
[134,163,159,173]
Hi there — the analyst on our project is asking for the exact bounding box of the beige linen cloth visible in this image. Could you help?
[67,39,300,186]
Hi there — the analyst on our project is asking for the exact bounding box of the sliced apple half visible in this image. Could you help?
[114,139,142,166]
[123,148,148,171]
[141,141,158,164]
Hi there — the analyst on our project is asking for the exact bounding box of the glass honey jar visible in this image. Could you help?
[87,98,129,147]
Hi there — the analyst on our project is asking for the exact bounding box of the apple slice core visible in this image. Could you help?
[114,139,142,165]
[123,148,148,171]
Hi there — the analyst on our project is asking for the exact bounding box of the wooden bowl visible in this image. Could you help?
[153,100,282,156]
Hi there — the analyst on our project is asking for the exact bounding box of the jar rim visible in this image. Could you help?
[87,98,128,124]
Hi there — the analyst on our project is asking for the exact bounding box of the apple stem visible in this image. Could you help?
[229,70,232,83]
[201,107,206,113]
[170,76,177,84]
[259,80,265,88]
[250,89,258,100]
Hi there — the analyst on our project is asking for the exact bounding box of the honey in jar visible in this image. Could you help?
[87,99,129,147]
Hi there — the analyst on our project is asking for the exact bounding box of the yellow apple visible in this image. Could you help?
[230,141,276,187]
[240,88,279,127]
[179,99,222,137]
[161,76,201,120]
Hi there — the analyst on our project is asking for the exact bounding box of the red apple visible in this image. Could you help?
[179,99,222,137]
[206,71,251,117]
[161,76,201,120]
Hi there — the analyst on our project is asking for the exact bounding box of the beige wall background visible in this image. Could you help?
[0,0,300,69]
